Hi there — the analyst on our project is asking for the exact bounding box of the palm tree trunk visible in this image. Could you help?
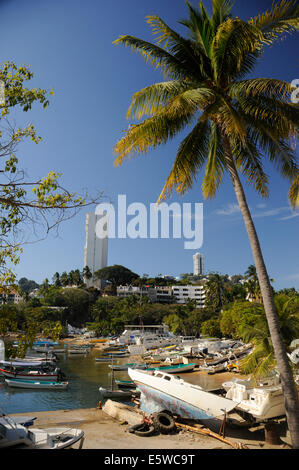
[222,134,299,448]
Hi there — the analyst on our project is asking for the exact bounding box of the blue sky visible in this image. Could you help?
[0,0,298,290]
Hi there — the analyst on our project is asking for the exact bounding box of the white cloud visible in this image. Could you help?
[214,203,240,216]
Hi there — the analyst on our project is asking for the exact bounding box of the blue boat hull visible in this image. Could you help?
[137,383,214,420]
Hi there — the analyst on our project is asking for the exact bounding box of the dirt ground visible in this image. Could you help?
[10,405,292,450]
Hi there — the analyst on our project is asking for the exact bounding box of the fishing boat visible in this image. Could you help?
[147,362,196,374]
[68,348,89,355]
[4,379,68,390]
[102,352,129,357]
[95,357,112,363]
[0,414,84,449]
[98,365,134,399]
[98,387,133,399]
[109,362,148,371]
[115,379,136,389]
[0,367,62,382]
[128,368,237,420]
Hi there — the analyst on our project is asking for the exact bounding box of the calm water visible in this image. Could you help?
[0,345,133,414]
[0,345,234,415]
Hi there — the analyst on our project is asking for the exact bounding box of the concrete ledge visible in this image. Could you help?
[102,400,145,426]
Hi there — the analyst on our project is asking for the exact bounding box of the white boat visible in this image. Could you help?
[225,375,299,423]
[128,368,237,420]
[0,414,84,449]
[5,379,68,390]
[0,367,62,382]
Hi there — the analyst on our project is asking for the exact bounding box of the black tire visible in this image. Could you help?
[152,412,176,434]
[128,422,155,437]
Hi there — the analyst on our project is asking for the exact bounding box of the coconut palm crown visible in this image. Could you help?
[114,0,299,203]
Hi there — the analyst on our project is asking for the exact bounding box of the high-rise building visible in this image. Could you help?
[84,212,108,286]
[193,252,204,276]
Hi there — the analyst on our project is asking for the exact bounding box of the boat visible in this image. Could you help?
[102,352,129,357]
[115,379,136,389]
[224,374,299,423]
[128,368,237,420]
[109,362,148,371]
[0,414,84,449]
[197,361,228,374]
[95,358,112,363]
[147,362,196,374]
[68,349,89,355]
[0,367,63,382]
[4,379,68,390]
[98,364,134,399]
[98,387,133,399]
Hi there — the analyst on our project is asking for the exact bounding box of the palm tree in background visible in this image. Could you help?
[113,0,299,445]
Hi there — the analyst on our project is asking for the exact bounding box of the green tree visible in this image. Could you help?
[94,265,139,287]
[112,0,299,446]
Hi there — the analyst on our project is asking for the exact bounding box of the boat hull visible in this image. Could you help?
[0,368,58,381]
[5,379,68,390]
[129,368,237,420]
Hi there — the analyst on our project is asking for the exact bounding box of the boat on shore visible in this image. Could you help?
[115,379,136,389]
[0,414,84,449]
[109,362,148,371]
[128,368,237,420]
[147,362,196,374]
[4,378,68,390]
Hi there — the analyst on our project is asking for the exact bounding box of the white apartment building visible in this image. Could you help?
[117,284,206,308]
[172,285,206,308]
[193,252,204,276]
[84,212,108,287]
[117,285,157,303]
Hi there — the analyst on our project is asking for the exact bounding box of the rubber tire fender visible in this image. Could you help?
[152,412,176,434]
[128,422,155,437]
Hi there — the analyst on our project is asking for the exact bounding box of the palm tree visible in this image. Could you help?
[113,0,299,445]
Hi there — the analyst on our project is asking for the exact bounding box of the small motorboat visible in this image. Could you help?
[5,379,68,390]
[98,387,133,399]
[0,367,64,382]
[109,362,148,371]
[0,414,84,449]
[115,379,136,389]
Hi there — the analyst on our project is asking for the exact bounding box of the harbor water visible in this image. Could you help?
[0,346,133,414]
[0,344,236,415]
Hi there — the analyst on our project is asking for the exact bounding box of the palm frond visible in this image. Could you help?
[202,122,226,198]
[211,17,263,85]
[157,116,210,202]
[146,15,213,79]
[113,35,194,80]
[211,0,234,33]
[114,89,204,166]
[229,130,270,197]
[249,0,299,45]
[179,1,214,57]
[127,81,217,121]
[289,174,299,208]
[229,77,296,101]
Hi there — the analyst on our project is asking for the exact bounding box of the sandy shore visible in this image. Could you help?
[9,405,291,450]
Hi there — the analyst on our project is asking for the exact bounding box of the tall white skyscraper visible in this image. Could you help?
[193,252,204,276]
[84,212,108,286]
